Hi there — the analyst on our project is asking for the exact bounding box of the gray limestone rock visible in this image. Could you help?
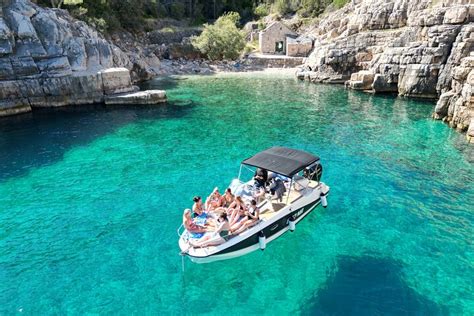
[64,37,86,71]
[105,90,166,105]
[0,18,13,55]
[443,6,469,24]
[4,9,37,39]
[300,0,473,140]
[434,91,455,118]
[35,56,72,77]
[31,10,63,56]
[0,0,158,117]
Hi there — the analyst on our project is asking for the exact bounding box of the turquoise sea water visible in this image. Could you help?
[1,73,473,315]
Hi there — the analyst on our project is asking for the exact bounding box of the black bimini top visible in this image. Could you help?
[242,146,320,177]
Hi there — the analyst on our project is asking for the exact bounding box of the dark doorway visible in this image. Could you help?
[275,41,284,54]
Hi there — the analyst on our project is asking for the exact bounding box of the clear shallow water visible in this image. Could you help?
[0,73,473,315]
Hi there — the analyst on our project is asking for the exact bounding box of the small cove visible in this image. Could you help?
[0,73,473,314]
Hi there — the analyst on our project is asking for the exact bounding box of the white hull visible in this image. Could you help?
[179,182,329,263]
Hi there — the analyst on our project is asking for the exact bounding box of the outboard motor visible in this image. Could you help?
[304,162,323,182]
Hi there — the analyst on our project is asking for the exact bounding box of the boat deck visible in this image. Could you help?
[181,180,323,257]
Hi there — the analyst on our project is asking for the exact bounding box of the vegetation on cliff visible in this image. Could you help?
[36,0,349,32]
[191,12,245,60]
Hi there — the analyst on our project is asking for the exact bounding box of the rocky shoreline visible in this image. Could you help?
[1,0,473,143]
[0,0,166,118]
[295,0,473,142]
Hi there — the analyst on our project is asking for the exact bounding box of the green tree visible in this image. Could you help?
[192,12,245,60]
[49,0,82,8]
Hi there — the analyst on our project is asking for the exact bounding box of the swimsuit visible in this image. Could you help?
[219,230,230,241]
[247,206,259,220]
[223,196,233,208]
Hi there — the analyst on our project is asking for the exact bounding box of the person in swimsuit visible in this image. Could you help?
[192,196,216,228]
[213,188,235,214]
[222,188,234,208]
[228,195,247,226]
[231,199,260,235]
[192,196,205,217]
[189,212,231,248]
[183,209,206,233]
[205,187,223,211]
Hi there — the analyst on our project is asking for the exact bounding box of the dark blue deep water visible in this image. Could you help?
[1,73,473,315]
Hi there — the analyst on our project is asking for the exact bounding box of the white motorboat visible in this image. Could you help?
[178,146,330,263]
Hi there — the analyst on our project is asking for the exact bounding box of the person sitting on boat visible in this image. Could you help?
[253,168,268,189]
[192,196,206,218]
[213,188,235,214]
[231,199,260,235]
[205,187,223,211]
[189,212,231,248]
[222,188,234,208]
[183,209,206,233]
[228,195,248,226]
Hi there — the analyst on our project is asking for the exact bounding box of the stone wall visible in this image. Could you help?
[0,0,155,117]
[297,0,474,142]
[244,54,304,68]
[287,37,313,57]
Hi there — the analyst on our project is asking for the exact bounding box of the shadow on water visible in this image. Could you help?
[301,255,448,316]
[0,101,195,182]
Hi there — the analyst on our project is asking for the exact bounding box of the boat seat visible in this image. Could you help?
[308,180,319,188]
[259,211,276,220]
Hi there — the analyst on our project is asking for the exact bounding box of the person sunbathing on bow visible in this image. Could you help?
[189,212,231,248]
[183,209,206,233]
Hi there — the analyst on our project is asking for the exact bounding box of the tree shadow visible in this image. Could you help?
[301,255,448,315]
[0,101,194,182]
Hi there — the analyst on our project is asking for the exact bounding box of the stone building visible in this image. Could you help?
[258,21,297,55]
[286,36,313,57]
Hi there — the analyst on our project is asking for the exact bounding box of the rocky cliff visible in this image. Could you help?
[297,0,474,142]
[0,0,163,117]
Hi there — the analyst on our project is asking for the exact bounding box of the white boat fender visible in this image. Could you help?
[288,216,296,232]
[258,231,266,251]
[321,192,328,208]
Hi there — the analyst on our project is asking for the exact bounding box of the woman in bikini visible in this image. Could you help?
[222,188,234,208]
[213,188,235,214]
[205,187,224,212]
[192,196,215,228]
[228,195,247,226]
[182,209,206,233]
[189,212,231,248]
[231,199,260,235]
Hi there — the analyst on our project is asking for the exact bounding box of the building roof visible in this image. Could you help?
[286,36,313,44]
[261,21,296,35]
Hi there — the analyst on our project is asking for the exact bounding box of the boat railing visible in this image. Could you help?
[177,224,185,238]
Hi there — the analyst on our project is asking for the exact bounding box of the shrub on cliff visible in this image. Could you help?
[191,12,245,60]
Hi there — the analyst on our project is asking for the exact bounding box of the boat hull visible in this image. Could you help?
[183,194,325,263]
